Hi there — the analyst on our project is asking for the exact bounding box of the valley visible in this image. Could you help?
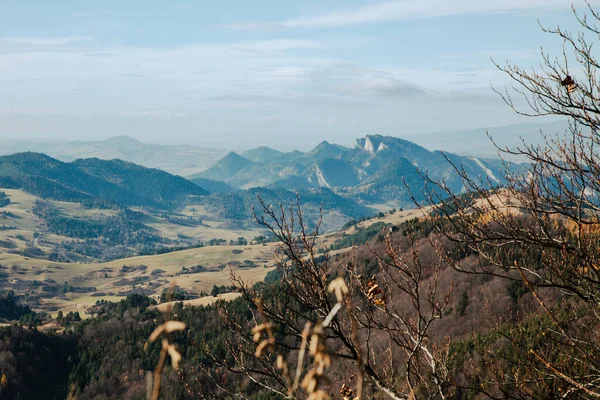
[0,187,275,315]
[0,181,424,316]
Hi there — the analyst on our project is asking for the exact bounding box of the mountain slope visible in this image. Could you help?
[267,176,318,190]
[0,153,207,208]
[350,135,505,203]
[0,153,158,207]
[350,158,424,202]
[242,147,285,163]
[197,152,254,181]
[189,177,235,193]
[301,141,350,164]
[202,187,372,231]
[226,160,306,189]
[72,158,209,202]
[306,158,360,188]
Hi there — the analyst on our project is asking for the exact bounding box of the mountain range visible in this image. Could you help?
[194,134,505,206]
[0,121,565,178]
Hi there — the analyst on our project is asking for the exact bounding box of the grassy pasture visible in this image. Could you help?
[0,243,276,315]
[0,187,428,316]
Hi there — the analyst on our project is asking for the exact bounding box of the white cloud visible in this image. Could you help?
[0,36,91,46]
[217,22,284,32]
[0,38,337,114]
[0,32,528,146]
[306,64,427,97]
[0,36,506,119]
[222,0,599,30]
[71,10,115,18]
[229,39,322,52]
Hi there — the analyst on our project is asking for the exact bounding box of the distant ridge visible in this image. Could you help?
[94,135,142,147]
[72,157,209,203]
[189,177,235,194]
[0,153,208,208]
[301,141,350,164]
[0,136,228,177]
[242,146,285,163]
[195,152,254,181]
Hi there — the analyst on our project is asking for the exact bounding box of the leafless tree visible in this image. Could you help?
[200,198,454,399]
[422,3,600,398]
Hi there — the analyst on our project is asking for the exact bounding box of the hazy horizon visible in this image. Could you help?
[0,120,569,153]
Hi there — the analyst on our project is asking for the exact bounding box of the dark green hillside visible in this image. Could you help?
[0,153,208,209]
[0,325,78,400]
[203,188,292,220]
[0,292,33,321]
[72,158,209,202]
[0,191,9,207]
[203,187,372,224]
[0,153,157,207]
[297,187,371,217]
[189,177,234,193]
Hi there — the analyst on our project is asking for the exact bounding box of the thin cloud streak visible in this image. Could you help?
[221,0,599,30]
[0,36,92,46]
[228,39,322,52]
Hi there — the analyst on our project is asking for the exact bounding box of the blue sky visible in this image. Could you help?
[0,1,591,150]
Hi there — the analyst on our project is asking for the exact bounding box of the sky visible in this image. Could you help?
[0,0,592,150]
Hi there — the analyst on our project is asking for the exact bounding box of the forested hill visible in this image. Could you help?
[72,158,209,203]
[0,153,208,209]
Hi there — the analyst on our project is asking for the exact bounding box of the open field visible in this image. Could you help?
[0,188,269,258]
[0,187,431,315]
[0,189,80,254]
[0,242,277,314]
[155,292,242,312]
[317,206,428,250]
[0,203,429,315]
[0,188,279,314]
[146,216,263,243]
